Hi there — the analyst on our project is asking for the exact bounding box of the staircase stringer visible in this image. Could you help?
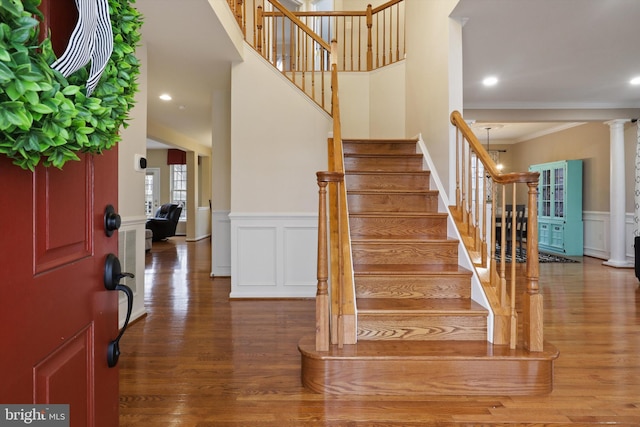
[415,134,494,342]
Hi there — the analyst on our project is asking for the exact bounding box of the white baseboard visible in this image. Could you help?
[186,233,211,242]
[229,213,317,298]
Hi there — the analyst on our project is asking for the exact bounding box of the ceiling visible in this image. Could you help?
[135,0,640,148]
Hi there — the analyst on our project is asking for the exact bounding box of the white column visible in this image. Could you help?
[604,119,632,268]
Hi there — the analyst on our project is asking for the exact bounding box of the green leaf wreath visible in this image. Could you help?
[0,0,142,171]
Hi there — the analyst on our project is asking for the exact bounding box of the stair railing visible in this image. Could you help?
[248,0,334,113]
[312,46,356,350]
[450,110,544,352]
[242,0,406,72]
[287,0,405,72]
[231,0,404,113]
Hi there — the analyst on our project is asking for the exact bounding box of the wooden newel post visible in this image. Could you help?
[315,172,330,351]
[366,4,373,71]
[523,180,544,352]
[315,171,344,351]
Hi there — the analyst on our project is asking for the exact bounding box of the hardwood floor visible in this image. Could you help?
[120,237,640,426]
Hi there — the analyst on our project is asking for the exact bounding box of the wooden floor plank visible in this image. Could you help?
[120,237,640,426]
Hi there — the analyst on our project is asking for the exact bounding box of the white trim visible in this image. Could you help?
[212,210,231,277]
[120,215,148,227]
[514,122,586,143]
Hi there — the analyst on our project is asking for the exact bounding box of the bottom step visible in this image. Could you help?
[299,335,559,396]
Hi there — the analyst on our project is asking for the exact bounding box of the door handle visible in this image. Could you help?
[104,253,134,367]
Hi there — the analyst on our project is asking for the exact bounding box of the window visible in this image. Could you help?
[170,164,187,220]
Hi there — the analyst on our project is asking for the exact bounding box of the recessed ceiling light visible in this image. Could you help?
[631,76,640,85]
[483,76,498,86]
[159,94,172,101]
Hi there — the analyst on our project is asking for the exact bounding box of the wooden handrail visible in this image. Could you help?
[371,0,403,14]
[450,110,543,352]
[451,111,539,185]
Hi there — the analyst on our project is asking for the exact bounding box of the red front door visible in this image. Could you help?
[0,147,120,426]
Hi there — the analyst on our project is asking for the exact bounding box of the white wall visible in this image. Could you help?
[117,43,148,325]
[338,72,370,138]
[230,47,331,213]
[370,61,406,138]
[404,0,462,199]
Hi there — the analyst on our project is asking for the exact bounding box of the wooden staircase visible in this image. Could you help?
[299,138,558,395]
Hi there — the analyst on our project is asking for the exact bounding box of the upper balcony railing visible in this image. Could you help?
[227,0,405,112]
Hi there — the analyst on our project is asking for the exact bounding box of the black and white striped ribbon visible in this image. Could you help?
[50,0,114,97]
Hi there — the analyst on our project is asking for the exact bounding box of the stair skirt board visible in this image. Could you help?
[299,336,559,396]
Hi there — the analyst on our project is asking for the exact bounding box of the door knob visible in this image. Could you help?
[104,205,121,237]
[104,253,134,367]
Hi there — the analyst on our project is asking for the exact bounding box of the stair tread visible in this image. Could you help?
[299,335,559,360]
[347,189,438,195]
[345,153,423,158]
[347,171,430,175]
[352,237,458,243]
[350,212,447,219]
[343,139,419,143]
[354,263,472,275]
[357,298,487,315]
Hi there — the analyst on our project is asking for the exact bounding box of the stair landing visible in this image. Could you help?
[299,336,559,395]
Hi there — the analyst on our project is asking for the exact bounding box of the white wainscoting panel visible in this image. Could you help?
[583,211,608,259]
[230,213,317,298]
[583,211,635,263]
[118,216,148,327]
[212,210,231,276]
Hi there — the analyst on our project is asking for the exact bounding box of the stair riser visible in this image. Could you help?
[357,316,487,341]
[352,242,458,265]
[346,173,431,191]
[343,142,417,155]
[348,193,438,213]
[349,215,447,239]
[300,354,555,395]
[355,275,471,299]
[344,156,423,172]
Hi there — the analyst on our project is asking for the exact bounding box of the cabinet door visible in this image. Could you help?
[553,165,565,219]
[539,222,550,246]
[550,223,564,250]
[540,169,551,217]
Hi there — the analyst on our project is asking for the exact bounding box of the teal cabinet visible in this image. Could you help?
[529,160,583,256]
